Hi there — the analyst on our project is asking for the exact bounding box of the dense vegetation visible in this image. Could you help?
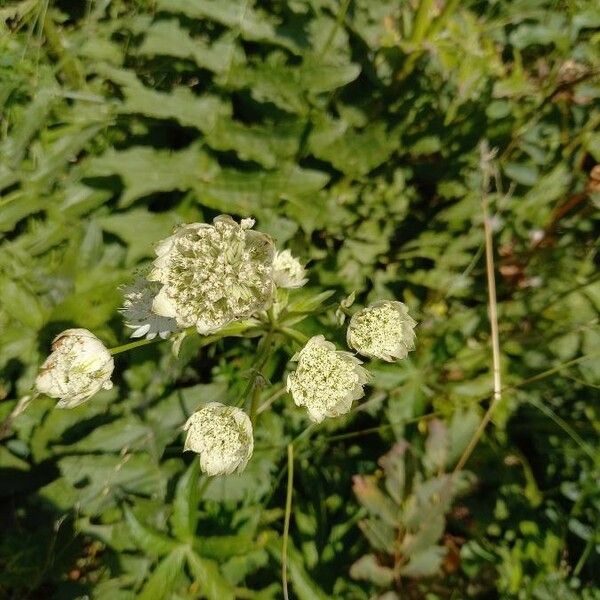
[1,0,599,598]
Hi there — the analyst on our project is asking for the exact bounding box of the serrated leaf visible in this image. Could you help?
[138,20,240,73]
[157,0,300,53]
[124,506,178,557]
[102,68,231,131]
[205,117,303,168]
[86,145,219,207]
[309,120,396,176]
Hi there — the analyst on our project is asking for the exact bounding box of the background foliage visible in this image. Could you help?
[1,0,599,598]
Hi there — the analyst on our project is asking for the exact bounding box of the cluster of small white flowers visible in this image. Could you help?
[148,216,275,334]
[184,402,253,476]
[35,329,114,408]
[347,300,417,362]
[273,249,308,289]
[32,211,418,478]
[287,335,371,423]
[120,277,180,339]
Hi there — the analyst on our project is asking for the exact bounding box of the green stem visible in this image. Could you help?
[109,336,162,355]
[410,0,434,43]
[246,332,275,422]
[282,444,294,600]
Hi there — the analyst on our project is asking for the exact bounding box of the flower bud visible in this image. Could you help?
[273,249,308,289]
[347,300,417,362]
[35,329,114,408]
[183,403,254,476]
[287,335,370,423]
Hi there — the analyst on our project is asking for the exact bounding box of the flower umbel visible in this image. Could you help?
[120,277,180,340]
[35,329,114,408]
[273,249,308,289]
[287,335,370,423]
[347,300,417,362]
[183,402,254,476]
[149,216,275,334]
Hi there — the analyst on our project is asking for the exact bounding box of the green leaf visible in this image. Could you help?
[205,117,304,169]
[423,419,449,475]
[98,208,182,263]
[156,0,300,53]
[193,535,255,560]
[171,461,200,543]
[352,475,398,526]
[447,408,480,467]
[186,548,236,600]
[0,278,45,329]
[86,145,219,207]
[102,68,231,132]
[399,545,446,577]
[379,442,407,505]
[138,548,186,600]
[358,517,396,553]
[138,20,241,74]
[266,535,329,600]
[124,506,178,557]
[350,554,394,586]
[309,120,397,176]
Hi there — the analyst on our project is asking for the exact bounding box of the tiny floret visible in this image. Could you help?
[120,277,180,340]
[35,329,114,408]
[148,216,275,334]
[347,300,417,362]
[183,403,254,476]
[287,335,370,423]
[273,249,308,289]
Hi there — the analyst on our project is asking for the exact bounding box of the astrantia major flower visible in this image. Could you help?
[149,216,275,334]
[347,300,417,362]
[120,277,180,340]
[287,335,370,423]
[183,402,254,476]
[35,329,114,408]
[273,249,308,289]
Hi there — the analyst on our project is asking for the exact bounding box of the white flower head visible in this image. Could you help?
[183,402,254,476]
[120,277,180,340]
[35,328,114,408]
[347,300,417,362]
[148,215,275,334]
[273,249,308,289]
[287,335,370,423]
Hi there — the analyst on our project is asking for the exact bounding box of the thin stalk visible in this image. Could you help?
[454,141,501,473]
[282,444,294,600]
[0,394,36,440]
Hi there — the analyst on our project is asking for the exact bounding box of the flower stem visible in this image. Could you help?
[282,443,294,600]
